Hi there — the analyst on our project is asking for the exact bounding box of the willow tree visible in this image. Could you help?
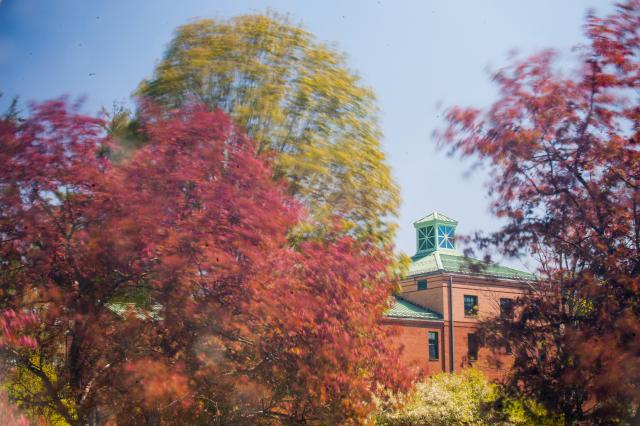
[137,14,399,243]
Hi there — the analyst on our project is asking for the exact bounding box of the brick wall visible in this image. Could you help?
[387,318,513,380]
[388,272,526,380]
[400,276,447,316]
[385,320,445,376]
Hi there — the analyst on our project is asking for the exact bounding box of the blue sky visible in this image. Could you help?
[0,0,614,270]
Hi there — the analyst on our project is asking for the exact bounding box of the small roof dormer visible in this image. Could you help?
[413,211,458,260]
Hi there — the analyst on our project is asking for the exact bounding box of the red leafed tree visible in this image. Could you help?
[0,311,36,425]
[0,100,408,424]
[438,1,639,423]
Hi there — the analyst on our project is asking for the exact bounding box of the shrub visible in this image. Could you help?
[375,369,556,426]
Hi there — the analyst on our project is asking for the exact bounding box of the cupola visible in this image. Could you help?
[412,212,458,260]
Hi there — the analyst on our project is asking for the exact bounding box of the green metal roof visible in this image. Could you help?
[408,251,535,281]
[106,302,162,321]
[385,296,443,321]
[408,211,534,280]
[414,211,458,226]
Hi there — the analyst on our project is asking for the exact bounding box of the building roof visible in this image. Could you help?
[106,302,162,321]
[385,296,443,321]
[408,251,535,281]
[414,211,458,226]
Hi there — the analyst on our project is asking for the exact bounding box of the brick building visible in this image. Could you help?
[383,212,534,379]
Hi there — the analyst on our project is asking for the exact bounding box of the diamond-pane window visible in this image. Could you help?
[437,225,455,249]
[417,228,427,251]
[425,226,435,249]
[417,226,435,252]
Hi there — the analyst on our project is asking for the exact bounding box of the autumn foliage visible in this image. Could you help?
[137,14,400,245]
[0,101,408,424]
[439,1,639,423]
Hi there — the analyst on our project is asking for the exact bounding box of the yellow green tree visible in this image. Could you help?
[4,355,75,425]
[374,369,556,426]
[137,14,399,243]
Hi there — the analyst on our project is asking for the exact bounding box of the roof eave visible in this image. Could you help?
[406,268,536,282]
[382,316,444,323]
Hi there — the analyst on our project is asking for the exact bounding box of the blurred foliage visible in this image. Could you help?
[4,355,75,425]
[101,102,146,161]
[0,389,30,426]
[1,91,21,122]
[137,13,400,245]
[438,1,640,422]
[0,101,409,423]
[374,369,557,426]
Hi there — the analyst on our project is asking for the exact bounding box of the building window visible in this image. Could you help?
[468,333,479,361]
[500,298,514,319]
[417,226,435,252]
[437,225,455,249]
[428,331,439,360]
[464,295,478,317]
[417,279,428,291]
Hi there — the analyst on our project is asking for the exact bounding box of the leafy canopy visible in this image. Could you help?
[0,100,408,424]
[438,1,640,423]
[137,14,400,244]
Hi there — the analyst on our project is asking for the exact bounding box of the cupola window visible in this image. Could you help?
[412,212,458,260]
[437,225,455,249]
[417,226,435,252]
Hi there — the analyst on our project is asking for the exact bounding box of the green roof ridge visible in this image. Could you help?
[413,211,458,226]
[407,251,535,281]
